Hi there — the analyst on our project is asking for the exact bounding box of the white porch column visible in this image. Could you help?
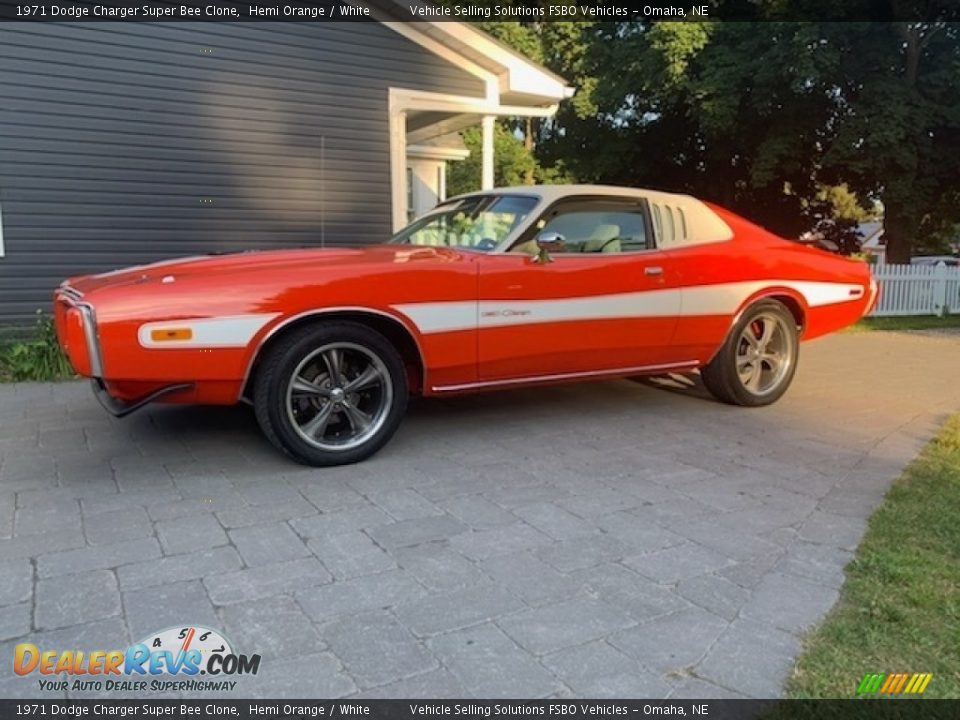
[480,115,495,190]
[388,106,408,232]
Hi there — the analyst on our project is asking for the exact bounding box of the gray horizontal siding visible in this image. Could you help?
[0,22,485,325]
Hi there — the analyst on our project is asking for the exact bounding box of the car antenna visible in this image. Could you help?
[320,135,326,249]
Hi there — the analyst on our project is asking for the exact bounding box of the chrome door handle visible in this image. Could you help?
[644,266,664,276]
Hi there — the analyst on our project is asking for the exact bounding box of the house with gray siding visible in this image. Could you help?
[0,8,572,328]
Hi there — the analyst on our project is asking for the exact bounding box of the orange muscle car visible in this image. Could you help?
[54,185,878,465]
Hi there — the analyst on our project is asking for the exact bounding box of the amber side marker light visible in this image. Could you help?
[151,328,193,342]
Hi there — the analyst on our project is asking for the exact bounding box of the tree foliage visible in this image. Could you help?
[474,11,960,259]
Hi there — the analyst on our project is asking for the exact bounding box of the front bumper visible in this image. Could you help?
[58,283,194,417]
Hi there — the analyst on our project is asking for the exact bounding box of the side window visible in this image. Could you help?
[523,207,650,254]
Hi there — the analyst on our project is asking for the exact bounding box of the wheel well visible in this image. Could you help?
[705,293,807,367]
[766,294,806,333]
[242,311,425,400]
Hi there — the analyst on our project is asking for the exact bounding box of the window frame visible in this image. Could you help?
[506,195,658,256]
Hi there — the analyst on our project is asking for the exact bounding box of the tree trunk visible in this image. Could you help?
[898,23,920,87]
[524,117,535,185]
[882,202,915,265]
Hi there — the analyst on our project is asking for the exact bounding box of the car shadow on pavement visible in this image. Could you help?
[129,373,717,470]
[629,372,717,403]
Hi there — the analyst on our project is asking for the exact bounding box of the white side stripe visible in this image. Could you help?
[392,279,865,335]
[138,314,280,348]
[388,301,476,335]
[679,280,864,315]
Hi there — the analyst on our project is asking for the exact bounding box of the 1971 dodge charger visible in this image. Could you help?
[54,185,878,466]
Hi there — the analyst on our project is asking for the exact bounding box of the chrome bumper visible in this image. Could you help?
[78,304,104,378]
[57,283,104,378]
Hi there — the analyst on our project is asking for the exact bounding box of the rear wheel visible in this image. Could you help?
[700,300,799,407]
[254,322,408,466]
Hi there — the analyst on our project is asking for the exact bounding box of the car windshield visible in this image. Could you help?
[391,194,538,252]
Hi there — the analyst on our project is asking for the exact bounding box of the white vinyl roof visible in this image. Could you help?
[453,184,736,248]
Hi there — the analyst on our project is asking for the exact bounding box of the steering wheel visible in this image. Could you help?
[580,237,620,253]
[599,237,620,253]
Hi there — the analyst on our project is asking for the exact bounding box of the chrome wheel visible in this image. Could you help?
[735,312,794,397]
[285,342,393,452]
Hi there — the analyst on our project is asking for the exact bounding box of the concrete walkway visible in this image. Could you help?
[1,330,958,699]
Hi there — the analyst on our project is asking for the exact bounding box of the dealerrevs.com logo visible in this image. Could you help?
[14,625,260,694]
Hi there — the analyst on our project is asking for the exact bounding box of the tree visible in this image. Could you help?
[817,22,960,263]
[537,15,960,261]
[446,124,536,197]
[538,21,845,238]
[472,12,960,261]
[464,16,588,185]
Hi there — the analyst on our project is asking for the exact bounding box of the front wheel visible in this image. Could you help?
[253,322,408,466]
[700,300,799,407]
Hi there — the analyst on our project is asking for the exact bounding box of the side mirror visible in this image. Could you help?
[533,232,564,263]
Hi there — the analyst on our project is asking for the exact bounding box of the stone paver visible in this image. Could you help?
[394,585,525,637]
[542,641,673,697]
[321,611,436,689]
[155,513,228,555]
[123,580,219,641]
[609,607,729,674]
[35,569,121,631]
[218,596,325,660]
[295,570,426,623]
[499,596,635,655]
[427,622,562,698]
[0,331,958,698]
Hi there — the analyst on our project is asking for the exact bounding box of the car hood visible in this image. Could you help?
[64,245,461,295]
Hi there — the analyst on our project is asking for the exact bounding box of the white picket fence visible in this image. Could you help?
[870,262,960,317]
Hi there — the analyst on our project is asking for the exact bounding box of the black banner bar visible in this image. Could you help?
[1,700,959,720]
[0,0,957,22]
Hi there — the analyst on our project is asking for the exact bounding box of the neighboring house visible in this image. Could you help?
[0,5,573,325]
[857,221,886,262]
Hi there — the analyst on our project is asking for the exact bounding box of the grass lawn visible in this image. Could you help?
[785,415,960,699]
[849,315,960,333]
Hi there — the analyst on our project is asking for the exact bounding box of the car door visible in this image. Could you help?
[476,197,682,381]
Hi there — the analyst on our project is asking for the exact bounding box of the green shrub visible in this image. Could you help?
[0,310,76,382]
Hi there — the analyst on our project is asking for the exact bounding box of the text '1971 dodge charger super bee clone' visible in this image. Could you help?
[54,185,878,466]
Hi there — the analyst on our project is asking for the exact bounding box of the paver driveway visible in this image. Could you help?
[1,331,959,699]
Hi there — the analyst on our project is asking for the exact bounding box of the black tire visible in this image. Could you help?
[700,300,799,407]
[253,322,408,466]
